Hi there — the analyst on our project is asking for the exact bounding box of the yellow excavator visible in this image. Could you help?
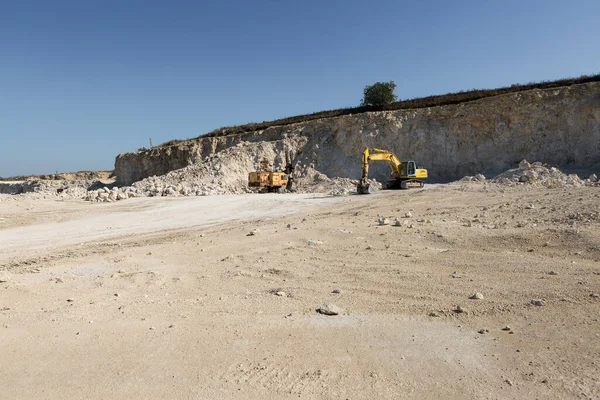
[357,147,427,194]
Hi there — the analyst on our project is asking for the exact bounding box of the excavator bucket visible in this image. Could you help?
[357,182,376,194]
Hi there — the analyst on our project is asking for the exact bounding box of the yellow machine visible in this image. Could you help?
[357,147,427,194]
[248,171,288,192]
[248,157,288,193]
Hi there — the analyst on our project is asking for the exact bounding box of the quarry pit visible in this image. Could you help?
[1,80,599,399]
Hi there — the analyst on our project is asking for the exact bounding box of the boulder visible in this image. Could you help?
[317,303,341,316]
[519,160,531,171]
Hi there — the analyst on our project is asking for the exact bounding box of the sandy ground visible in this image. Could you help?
[0,194,339,260]
[1,184,599,399]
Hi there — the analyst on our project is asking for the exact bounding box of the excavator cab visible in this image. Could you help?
[400,161,417,177]
[406,161,416,177]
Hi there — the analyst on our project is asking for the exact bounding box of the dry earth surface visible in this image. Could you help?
[1,183,599,399]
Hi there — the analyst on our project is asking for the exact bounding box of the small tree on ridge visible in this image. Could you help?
[360,81,398,106]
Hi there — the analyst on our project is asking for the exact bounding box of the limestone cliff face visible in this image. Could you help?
[115,82,600,185]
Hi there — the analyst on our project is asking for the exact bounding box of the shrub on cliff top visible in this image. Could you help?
[360,81,398,106]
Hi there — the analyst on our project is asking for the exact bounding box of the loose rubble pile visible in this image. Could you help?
[295,169,372,196]
[0,179,96,200]
[85,186,136,202]
[85,144,364,202]
[460,160,599,188]
[84,169,361,203]
[459,174,487,182]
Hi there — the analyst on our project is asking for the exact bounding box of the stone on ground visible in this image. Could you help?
[317,303,341,316]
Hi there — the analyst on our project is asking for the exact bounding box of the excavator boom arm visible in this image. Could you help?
[364,148,403,178]
[360,148,402,183]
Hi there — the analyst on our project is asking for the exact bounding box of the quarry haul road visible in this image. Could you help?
[0,193,345,262]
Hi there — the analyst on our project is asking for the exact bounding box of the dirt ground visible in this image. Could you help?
[1,183,599,399]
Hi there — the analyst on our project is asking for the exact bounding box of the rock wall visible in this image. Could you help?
[115,82,600,185]
[0,181,38,195]
[0,179,98,197]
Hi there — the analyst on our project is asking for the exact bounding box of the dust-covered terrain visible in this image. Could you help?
[1,180,599,399]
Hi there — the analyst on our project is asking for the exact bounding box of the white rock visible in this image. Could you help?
[317,303,341,316]
[87,191,98,201]
[519,160,531,170]
[378,217,390,225]
[0,272,11,283]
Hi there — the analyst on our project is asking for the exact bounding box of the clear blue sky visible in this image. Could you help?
[1,0,599,176]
